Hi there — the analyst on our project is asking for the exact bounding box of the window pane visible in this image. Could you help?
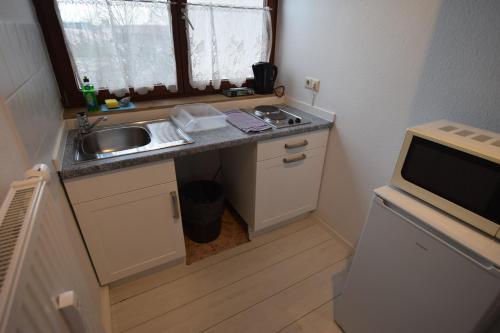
[186,1,271,89]
[188,0,264,7]
[57,0,177,94]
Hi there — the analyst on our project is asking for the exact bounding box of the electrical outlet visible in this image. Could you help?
[305,77,320,92]
[305,77,314,89]
[312,79,320,92]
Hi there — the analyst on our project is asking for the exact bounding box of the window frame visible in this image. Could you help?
[32,0,278,108]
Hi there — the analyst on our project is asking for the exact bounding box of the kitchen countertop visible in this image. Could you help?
[59,105,333,180]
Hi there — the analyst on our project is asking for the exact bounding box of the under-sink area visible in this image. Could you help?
[74,119,193,162]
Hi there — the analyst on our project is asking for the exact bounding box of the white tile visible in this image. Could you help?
[5,67,64,164]
[0,19,63,165]
[44,67,63,111]
[0,44,15,97]
[3,22,27,87]
[0,21,49,98]
[17,23,37,78]
[33,25,49,69]
[6,86,38,159]
[33,71,52,134]
[12,23,33,82]
[0,102,28,201]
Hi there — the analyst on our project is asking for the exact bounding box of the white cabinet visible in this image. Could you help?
[222,130,328,234]
[64,160,185,285]
[255,146,326,230]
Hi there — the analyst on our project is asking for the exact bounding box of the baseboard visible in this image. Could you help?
[285,96,336,122]
[332,258,352,299]
[100,286,113,333]
[248,212,311,239]
[109,256,185,289]
[312,213,355,251]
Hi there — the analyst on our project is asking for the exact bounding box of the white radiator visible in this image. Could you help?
[0,165,103,333]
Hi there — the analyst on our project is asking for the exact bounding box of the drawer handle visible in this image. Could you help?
[285,140,308,149]
[283,154,306,164]
[170,191,180,220]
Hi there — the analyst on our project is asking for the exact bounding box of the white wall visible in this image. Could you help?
[276,0,500,245]
[0,0,103,329]
[0,0,37,22]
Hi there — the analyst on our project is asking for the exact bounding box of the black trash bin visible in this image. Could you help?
[180,180,225,243]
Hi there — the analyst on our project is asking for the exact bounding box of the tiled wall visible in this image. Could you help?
[0,19,64,199]
[0,22,47,95]
[0,20,63,163]
[0,103,26,200]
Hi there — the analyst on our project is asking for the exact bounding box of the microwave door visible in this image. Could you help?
[392,135,500,238]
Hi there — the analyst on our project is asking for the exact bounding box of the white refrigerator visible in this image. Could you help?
[335,186,500,333]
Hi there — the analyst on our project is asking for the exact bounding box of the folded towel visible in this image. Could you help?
[225,109,272,133]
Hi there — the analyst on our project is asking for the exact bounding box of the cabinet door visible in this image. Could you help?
[254,146,326,231]
[73,182,185,285]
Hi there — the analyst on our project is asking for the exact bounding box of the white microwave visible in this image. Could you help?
[391,120,500,239]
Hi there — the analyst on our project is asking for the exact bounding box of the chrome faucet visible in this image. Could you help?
[76,112,108,135]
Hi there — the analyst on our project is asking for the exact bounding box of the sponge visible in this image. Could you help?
[105,99,119,109]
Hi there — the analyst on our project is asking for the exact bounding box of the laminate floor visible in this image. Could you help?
[110,215,352,333]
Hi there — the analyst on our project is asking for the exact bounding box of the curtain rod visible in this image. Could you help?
[108,0,272,11]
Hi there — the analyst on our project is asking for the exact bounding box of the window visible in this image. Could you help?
[32,0,278,107]
[57,0,178,95]
[185,0,272,90]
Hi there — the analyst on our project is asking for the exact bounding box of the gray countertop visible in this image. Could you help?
[59,105,333,180]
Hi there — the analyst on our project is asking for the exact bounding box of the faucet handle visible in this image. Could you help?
[76,112,88,128]
[77,112,107,135]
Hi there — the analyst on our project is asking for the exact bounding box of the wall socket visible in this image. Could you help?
[305,77,320,92]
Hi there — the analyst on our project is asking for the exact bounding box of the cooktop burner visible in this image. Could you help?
[254,105,286,119]
[266,112,287,120]
[255,105,279,114]
[253,105,311,128]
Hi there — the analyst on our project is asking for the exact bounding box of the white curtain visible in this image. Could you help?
[186,0,272,90]
[56,0,177,96]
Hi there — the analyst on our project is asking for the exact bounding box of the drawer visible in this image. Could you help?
[64,159,176,204]
[254,146,326,230]
[257,129,329,161]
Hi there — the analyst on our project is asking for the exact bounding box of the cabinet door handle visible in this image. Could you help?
[285,139,308,149]
[283,154,306,164]
[170,191,180,220]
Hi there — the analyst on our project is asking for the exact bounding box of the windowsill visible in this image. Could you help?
[63,93,274,119]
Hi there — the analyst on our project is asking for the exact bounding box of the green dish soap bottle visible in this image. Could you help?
[82,76,98,112]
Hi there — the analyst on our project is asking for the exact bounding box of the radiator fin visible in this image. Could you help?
[0,187,34,290]
[0,173,103,332]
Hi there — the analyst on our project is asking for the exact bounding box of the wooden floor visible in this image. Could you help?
[109,215,351,333]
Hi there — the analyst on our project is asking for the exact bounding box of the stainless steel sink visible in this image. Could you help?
[74,119,193,162]
[81,126,151,155]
